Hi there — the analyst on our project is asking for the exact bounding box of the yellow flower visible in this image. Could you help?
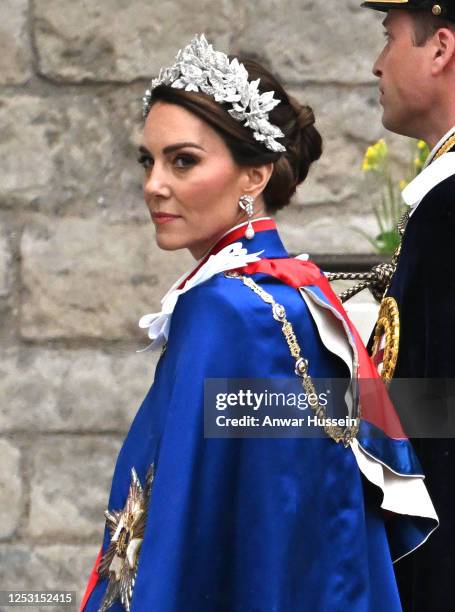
[399,179,408,190]
[362,139,388,172]
[414,140,430,173]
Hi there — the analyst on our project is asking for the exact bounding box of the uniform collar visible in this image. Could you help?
[423,124,455,168]
[402,126,455,216]
[402,152,455,216]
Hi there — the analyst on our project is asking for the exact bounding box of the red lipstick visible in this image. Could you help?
[152,212,182,224]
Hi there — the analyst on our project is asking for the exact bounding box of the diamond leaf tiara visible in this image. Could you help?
[141,34,286,153]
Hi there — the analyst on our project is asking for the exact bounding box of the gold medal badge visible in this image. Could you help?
[98,465,155,612]
[371,297,400,384]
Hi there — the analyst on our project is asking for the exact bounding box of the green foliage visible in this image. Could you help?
[353,139,429,254]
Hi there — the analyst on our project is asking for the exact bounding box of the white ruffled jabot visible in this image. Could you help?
[138,242,263,351]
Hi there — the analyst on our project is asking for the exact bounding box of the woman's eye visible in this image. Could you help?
[137,154,153,169]
[173,154,197,169]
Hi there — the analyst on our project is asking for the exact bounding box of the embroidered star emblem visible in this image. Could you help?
[98,465,155,612]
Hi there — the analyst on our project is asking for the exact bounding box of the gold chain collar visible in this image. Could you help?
[225,271,360,447]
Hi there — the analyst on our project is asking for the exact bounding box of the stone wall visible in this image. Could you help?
[0,0,411,607]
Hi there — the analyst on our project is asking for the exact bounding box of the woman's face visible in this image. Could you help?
[138,101,266,259]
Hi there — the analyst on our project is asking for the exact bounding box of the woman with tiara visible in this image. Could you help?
[81,35,437,612]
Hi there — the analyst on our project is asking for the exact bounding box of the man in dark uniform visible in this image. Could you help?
[361,1,455,610]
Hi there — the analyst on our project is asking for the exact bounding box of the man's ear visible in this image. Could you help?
[431,27,455,75]
[240,163,274,199]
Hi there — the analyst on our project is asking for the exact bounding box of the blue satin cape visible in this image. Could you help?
[83,227,403,611]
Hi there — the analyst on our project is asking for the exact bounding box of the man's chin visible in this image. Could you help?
[381,111,404,136]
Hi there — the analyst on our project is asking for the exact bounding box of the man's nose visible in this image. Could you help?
[372,54,383,78]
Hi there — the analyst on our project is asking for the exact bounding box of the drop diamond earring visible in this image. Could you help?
[239,195,255,239]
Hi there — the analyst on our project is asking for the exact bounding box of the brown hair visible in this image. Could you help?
[145,57,322,213]
[411,10,455,46]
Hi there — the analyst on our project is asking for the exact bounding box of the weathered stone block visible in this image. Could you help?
[0,544,99,604]
[20,215,193,340]
[278,208,380,255]
[27,436,122,539]
[0,347,158,432]
[237,0,384,84]
[0,0,31,84]
[0,93,120,213]
[0,96,55,205]
[0,439,22,538]
[34,0,241,82]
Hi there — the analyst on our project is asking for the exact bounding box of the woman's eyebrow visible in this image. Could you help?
[163,142,205,154]
[138,142,206,155]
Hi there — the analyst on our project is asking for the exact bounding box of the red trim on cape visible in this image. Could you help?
[80,548,102,611]
[239,258,407,440]
[210,218,276,255]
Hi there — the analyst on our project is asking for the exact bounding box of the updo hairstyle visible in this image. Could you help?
[145,57,322,213]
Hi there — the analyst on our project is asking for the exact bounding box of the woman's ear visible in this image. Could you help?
[240,163,274,199]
